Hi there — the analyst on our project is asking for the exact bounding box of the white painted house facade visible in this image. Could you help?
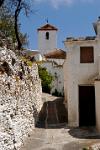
[37,23,65,95]
[63,17,100,132]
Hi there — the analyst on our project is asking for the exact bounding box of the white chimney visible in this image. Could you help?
[93,17,100,37]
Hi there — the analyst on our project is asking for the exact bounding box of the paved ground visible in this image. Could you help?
[20,93,100,150]
[36,93,67,128]
[20,127,100,150]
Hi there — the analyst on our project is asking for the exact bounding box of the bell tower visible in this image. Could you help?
[37,23,58,55]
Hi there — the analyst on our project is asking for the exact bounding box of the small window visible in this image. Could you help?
[46,32,49,40]
[80,47,94,63]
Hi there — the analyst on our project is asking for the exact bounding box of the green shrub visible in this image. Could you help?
[82,148,89,150]
[52,89,63,97]
[38,65,53,93]
[21,56,33,67]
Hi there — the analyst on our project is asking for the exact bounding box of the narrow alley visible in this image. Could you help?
[20,93,100,150]
[20,126,100,150]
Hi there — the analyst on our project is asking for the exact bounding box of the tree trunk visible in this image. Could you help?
[15,12,22,50]
[14,0,22,50]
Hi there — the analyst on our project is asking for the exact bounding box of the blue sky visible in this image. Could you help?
[20,0,100,50]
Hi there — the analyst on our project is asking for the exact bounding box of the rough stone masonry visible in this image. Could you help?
[0,47,43,150]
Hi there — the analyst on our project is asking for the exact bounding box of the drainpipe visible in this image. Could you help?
[98,55,100,76]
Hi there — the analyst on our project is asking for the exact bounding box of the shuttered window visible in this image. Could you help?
[80,47,94,63]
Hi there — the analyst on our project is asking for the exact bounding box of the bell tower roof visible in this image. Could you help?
[37,23,58,31]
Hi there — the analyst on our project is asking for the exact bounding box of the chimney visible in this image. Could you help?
[93,17,100,37]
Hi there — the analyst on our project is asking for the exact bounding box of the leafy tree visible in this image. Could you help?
[14,0,30,50]
[38,66,53,93]
[0,0,31,50]
[0,5,28,49]
[0,6,16,42]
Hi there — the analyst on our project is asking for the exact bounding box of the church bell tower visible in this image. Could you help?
[37,23,58,55]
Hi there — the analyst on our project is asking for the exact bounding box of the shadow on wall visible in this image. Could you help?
[32,105,39,125]
[35,97,68,128]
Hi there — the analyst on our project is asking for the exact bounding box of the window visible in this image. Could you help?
[80,47,94,63]
[46,32,49,40]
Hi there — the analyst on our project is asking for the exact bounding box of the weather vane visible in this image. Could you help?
[46,17,48,24]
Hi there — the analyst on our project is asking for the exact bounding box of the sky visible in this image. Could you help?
[20,0,100,50]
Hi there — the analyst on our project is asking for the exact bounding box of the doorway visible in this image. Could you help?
[79,86,96,126]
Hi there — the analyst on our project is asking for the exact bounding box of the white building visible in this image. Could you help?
[37,23,66,95]
[37,24,58,56]
[63,17,100,132]
[44,49,66,95]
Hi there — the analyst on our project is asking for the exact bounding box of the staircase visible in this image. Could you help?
[36,95,68,128]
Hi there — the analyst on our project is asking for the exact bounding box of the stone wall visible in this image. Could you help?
[0,47,43,150]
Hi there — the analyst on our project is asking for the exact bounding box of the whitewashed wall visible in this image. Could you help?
[42,60,64,95]
[38,30,57,55]
[95,80,100,132]
[64,38,100,126]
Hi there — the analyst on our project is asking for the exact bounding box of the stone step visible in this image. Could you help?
[36,97,68,128]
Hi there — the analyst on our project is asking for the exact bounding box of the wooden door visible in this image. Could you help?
[79,86,96,126]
